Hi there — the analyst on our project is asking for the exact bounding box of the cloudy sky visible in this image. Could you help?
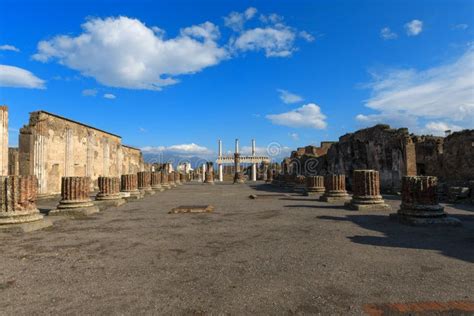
[0,0,473,158]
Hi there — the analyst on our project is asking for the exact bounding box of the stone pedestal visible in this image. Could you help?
[320,174,350,202]
[169,172,176,188]
[180,173,186,184]
[305,176,325,195]
[95,176,125,208]
[120,174,142,200]
[233,153,245,184]
[50,177,99,216]
[266,169,274,184]
[390,176,461,226]
[175,172,182,186]
[138,171,154,195]
[294,175,307,193]
[345,170,390,211]
[151,172,164,192]
[0,176,51,231]
[204,162,215,185]
[161,172,171,189]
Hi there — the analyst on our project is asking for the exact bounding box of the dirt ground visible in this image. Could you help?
[1,182,473,315]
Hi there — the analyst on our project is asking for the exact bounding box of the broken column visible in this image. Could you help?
[151,172,164,192]
[234,139,245,184]
[345,170,390,210]
[305,176,325,195]
[161,171,171,189]
[169,172,176,188]
[294,175,307,193]
[95,176,125,207]
[266,169,274,183]
[0,106,8,176]
[50,177,99,216]
[390,176,461,226]
[0,175,48,226]
[204,162,215,185]
[180,172,186,184]
[121,174,142,200]
[138,171,154,195]
[320,174,350,202]
[175,171,182,186]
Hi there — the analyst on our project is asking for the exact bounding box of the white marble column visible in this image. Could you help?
[218,139,223,182]
[0,106,8,176]
[252,139,257,181]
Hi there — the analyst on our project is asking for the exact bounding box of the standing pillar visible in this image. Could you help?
[218,139,223,182]
[95,176,125,207]
[294,175,307,193]
[50,177,99,216]
[151,172,164,192]
[0,106,8,176]
[233,139,245,184]
[0,175,46,224]
[121,174,142,200]
[138,171,154,195]
[251,139,257,181]
[169,172,176,188]
[320,174,350,202]
[161,171,171,189]
[204,162,215,185]
[175,171,182,185]
[390,176,461,226]
[305,176,325,195]
[266,168,274,184]
[345,170,390,210]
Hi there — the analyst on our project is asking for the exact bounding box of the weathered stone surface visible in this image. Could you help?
[390,176,461,226]
[0,106,8,176]
[320,174,350,202]
[345,170,390,211]
[305,176,325,195]
[293,175,307,193]
[138,171,154,195]
[448,186,470,202]
[120,174,142,200]
[95,177,125,208]
[8,148,19,176]
[168,172,176,188]
[441,130,474,186]
[266,169,274,183]
[0,175,45,224]
[175,171,182,186]
[50,177,99,216]
[161,171,171,189]
[204,162,215,185]
[151,172,164,191]
[233,153,245,184]
[169,205,214,214]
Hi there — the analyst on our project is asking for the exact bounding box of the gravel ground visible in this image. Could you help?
[0,182,473,315]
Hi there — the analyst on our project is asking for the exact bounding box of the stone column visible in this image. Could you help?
[390,176,461,226]
[266,169,274,184]
[151,172,164,192]
[306,176,325,195]
[233,153,245,184]
[345,170,390,210]
[175,171,182,185]
[320,174,350,202]
[138,171,154,195]
[169,172,176,188]
[50,177,99,216]
[179,172,186,183]
[294,175,307,193]
[251,139,257,182]
[161,171,170,189]
[0,175,46,225]
[121,174,142,200]
[0,106,8,176]
[204,162,215,185]
[95,176,125,207]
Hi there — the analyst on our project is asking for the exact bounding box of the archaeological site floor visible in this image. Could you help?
[1,182,473,315]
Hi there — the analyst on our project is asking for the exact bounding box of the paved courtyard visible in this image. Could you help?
[1,182,473,315]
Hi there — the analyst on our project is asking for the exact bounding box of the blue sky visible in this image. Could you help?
[0,0,473,158]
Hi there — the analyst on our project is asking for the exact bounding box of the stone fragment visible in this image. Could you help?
[305,176,325,195]
[50,177,99,216]
[390,176,461,226]
[345,170,390,211]
[169,205,214,214]
[320,174,351,202]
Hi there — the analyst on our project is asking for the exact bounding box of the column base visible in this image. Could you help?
[49,201,100,217]
[0,210,45,225]
[94,198,126,210]
[161,184,171,190]
[140,188,155,196]
[204,181,215,185]
[122,190,143,200]
[389,213,462,227]
[319,192,351,203]
[152,186,165,192]
[345,201,391,211]
[0,218,53,233]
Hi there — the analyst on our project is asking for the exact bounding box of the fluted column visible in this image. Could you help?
[233,153,245,184]
[346,170,390,210]
[161,171,171,189]
[320,174,350,202]
[204,162,215,185]
[50,177,99,216]
[168,172,176,188]
[179,172,186,184]
[294,175,307,193]
[151,172,164,191]
[121,174,142,199]
[391,176,461,226]
[306,176,325,195]
[175,171,182,185]
[266,169,274,183]
[0,175,45,224]
[0,106,8,176]
[96,177,122,200]
[138,171,154,195]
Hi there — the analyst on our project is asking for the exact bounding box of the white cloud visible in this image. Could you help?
[358,47,474,132]
[103,93,116,99]
[33,16,228,90]
[142,143,213,156]
[0,45,20,52]
[240,145,292,158]
[423,121,463,135]
[82,88,97,96]
[289,132,300,141]
[453,24,469,30]
[266,103,327,129]
[405,19,423,36]
[224,7,257,32]
[380,27,398,40]
[299,31,315,42]
[0,64,45,89]
[278,89,304,104]
[232,26,296,57]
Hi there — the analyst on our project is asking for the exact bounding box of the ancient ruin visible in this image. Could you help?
[305,175,325,195]
[121,174,142,200]
[391,176,462,226]
[50,177,99,216]
[96,176,125,207]
[204,162,215,184]
[138,171,154,195]
[320,174,351,202]
[345,170,390,211]
[151,172,164,192]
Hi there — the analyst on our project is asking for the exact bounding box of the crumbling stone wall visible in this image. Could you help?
[19,111,144,196]
[121,145,144,175]
[413,136,443,176]
[441,130,474,186]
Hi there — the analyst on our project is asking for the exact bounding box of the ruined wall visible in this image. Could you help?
[18,111,140,196]
[121,145,144,175]
[441,130,474,185]
[413,136,443,176]
[291,142,336,159]
[321,125,416,191]
[8,148,19,175]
